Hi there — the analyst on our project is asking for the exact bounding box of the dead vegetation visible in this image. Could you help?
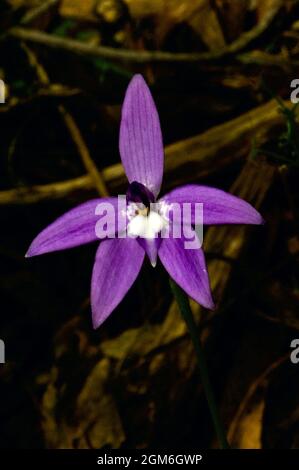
[0,0,299,449]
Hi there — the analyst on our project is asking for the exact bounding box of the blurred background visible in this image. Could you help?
[0,0,299,449]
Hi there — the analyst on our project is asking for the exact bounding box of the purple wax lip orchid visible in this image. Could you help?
[26,74,263,329]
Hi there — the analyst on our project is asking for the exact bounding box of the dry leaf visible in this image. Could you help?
[228,356,288,448]
[59,0,97,21]
[40,358,125,449]
[231,397,265,449]
[125,0,225,50]
[215,0,249,42]
[252,0,283,20]
[8,0,39,9]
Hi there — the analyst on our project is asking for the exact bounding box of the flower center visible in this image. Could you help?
[126,181,167,239]
[128,210,165,239]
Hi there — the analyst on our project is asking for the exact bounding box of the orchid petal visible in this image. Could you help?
[26,197,122,257]
[91,237,145,328]
[159,235,214,309]
[160,185,264,225]
[119,74,164,197]
[138,237,161,267]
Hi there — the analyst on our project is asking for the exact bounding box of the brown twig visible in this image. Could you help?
[8,0,284,64]
[9,26,222,62]
[9,27,298,69]
[227,354,289,445]
[58,105,109,197]
[0,99,291,205]
[0,175,94,205]
[20,0,59,26]
[0,85,81,113]
[237,50,299,70]
[22,43,109,197]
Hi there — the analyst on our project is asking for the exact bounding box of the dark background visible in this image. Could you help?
[0,0,299,449]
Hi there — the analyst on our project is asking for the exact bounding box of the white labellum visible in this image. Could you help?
[128,211,166,239]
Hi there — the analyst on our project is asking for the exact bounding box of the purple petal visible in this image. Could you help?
[91,237,145,328]
[138,237,161,267]
[26,197,122,257]
[158,235,214,309]
[119,74,164,197]
[160,185,264,225]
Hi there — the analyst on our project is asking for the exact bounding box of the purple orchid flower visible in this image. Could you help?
[26,74,263,328]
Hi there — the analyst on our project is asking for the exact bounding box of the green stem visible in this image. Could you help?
[170,279,230,449]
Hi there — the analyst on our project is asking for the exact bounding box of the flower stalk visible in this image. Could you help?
[170,278,230,449]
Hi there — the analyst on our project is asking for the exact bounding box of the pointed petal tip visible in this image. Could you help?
[91,295,113,330]
[138,237,160,269]
[206,298,216,310]
[159,236,215,312]
[126,74,148,96]
[130,73,146,86]
[25,244,46,258]
[248,206,264,225]
[25,246,36,258]
[148,246,158,267]
[91,302,108,330]
[181,289,215,310]
[251,212,265,225]
[197,289,215,310]
[91,314,101,330]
